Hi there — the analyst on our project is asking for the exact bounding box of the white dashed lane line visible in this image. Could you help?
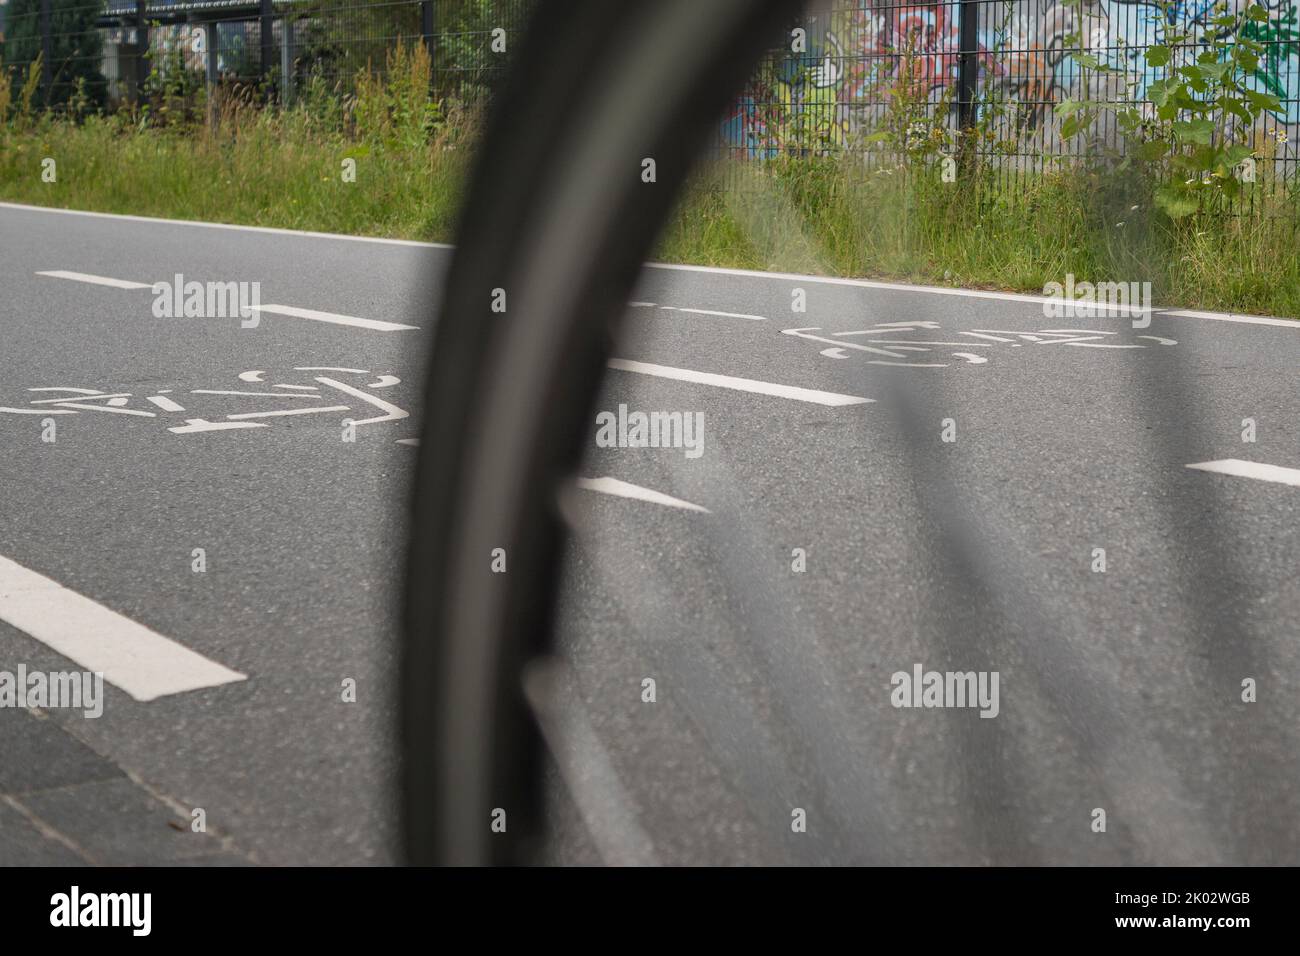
[34,270,418,332]
[574,477,709,513]
[0,553,246,701]
[36,270,153,290]
[248,304,418,332]
[607,358,872,407]
[1186,459,1300,487]
[630,301,766,321]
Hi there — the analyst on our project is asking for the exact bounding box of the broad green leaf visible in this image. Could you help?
[1155,186,1200,218]
[1246,89,1283,113]
[1221,97,1252,123]
[1146,79,1171,106]
[1145,45,1171,67]
[1189,143,1220,168]
[1224,143,1254,163]
[1172,119,1215,144]
[1136,139,1170,160]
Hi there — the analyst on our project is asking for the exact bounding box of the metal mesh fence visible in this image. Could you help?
[718,1,1299,190]
[1,1,113,108]
[0,0,531,108]
[3,0,1297,193]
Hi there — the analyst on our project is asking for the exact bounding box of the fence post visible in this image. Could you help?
[281,16,295,104]
[421,0,437,91]
[205,19,219,126]
[260,0,276,95]
[135,1,148,105]
[956,0,979,172]
[40,0,53,105]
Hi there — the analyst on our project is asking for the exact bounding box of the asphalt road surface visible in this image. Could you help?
[2,201,1298,865]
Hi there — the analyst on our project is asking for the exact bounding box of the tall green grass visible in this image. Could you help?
[2,47,1297,318]
[659,156,1300,319]
[0,43,472,240]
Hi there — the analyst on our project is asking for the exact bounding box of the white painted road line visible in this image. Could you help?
[661,306,766,321]
[32,269,419,332]
[1186,459,1300,487]
[522,657,661,866]
[575,477,710,513]
[146,395,186,412]
[191,390,320,399]
[168,419,267,433]
[645,263,1297,326]
[1163,310,1300,329]
[607,358,872,407]
[247,304,419,332]
[5,201,452,249]
[47,402,155,417]
[12,203,1291,326]
[314,376,409,425]
[226,405,350,420]
[647,262,1117,309]
[36,270,152,290]
[0,553,246,701]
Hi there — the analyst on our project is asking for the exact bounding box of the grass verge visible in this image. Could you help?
[2,105,1297,318]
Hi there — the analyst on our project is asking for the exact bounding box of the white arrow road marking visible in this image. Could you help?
[0,554,246,701]
[36,270,152,290]
[168,419,267,433]
[314,377,408,425]
[607,359,871,407]
[1186,459,1300,487]
[575,477,709,513]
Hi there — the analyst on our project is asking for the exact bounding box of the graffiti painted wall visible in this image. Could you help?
[721,0,1298,175]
